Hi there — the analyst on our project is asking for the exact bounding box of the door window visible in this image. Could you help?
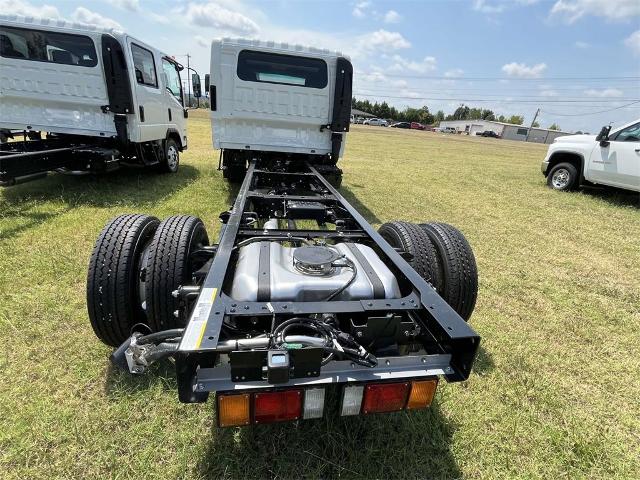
[131,43,157,87]
[611,123,640,142]
[162,59,183,104]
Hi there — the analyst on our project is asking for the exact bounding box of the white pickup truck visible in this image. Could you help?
[541,119,640,192]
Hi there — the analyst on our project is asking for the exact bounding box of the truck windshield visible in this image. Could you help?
[237,50,327,89]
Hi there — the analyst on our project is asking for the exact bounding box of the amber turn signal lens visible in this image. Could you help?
[217,393,251,427]
[406,379,438,410]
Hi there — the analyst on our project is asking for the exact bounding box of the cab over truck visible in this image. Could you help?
[87,38,481,427]
[0,15,187,186]
[542,119,640,193]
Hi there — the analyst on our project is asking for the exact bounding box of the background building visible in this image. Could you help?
[438,119,572,144]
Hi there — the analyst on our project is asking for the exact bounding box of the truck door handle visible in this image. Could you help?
[634,148,640,152]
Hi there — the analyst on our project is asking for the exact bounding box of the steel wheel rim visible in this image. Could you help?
[167,145,178,170]
[552,168,570,189]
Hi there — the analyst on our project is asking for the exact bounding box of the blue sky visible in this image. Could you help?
[4,0,640,131]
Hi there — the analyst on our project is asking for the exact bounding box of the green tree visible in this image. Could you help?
[433,110,445,125]
[548,123,561,131]
[507,115,524,125]
[532,121,540,127]
[452,104,470,120]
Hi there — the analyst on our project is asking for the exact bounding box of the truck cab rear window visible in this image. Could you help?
[237,50,327,89]
[0,26,97,67]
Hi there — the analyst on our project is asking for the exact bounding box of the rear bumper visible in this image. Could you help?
[196,353,452,393]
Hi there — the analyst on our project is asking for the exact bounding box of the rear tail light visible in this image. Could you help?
[217,378,438,427]
[254,390,302,424]
[303,388,325,419]
[217,393,251,427]
[406,379,438,410]
[341,385,364,416]
[362,382,410,414]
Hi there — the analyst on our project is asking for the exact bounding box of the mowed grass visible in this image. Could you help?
[1,109,639,479]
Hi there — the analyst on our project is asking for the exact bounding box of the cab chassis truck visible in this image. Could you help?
[0,16,188,186]
[87,39,480,427]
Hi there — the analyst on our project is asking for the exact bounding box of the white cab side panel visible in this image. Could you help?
[0,24,116,137]
[210,39,338,155]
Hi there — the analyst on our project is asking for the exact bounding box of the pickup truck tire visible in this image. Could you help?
[419,223,478,321]
[159,138,180,173]
[87,214,160,347]
[378,221,443,292]
[144,215,209,331]
[547,162,578,191]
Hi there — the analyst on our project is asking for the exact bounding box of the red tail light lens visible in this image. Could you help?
[362,382,410,414]
[254,390,303,424]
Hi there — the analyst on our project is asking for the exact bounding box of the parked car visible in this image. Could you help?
[365,118,388,127]
[391,122,410,129]
[443,127,457,134]
[541,119,640,192]
[411,122,426,130]
[477,130,500,138]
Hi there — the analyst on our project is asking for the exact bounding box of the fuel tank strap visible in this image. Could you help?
[257,242,271,301]
[344,243,385,299]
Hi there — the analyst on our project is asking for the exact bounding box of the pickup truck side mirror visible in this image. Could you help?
[596,125,611,143]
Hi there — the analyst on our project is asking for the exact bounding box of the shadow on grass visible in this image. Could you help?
[103,361,178,397]
[0,165,200,240]
[581,185,639,209]
[339,186,381,225]
[472,345,495,376]
[197,395,460,479]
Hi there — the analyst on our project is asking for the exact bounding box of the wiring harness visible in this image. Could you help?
[270,317,377,367]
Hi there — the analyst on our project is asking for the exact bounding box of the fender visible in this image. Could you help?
[166,128,186,151]
[547,150,586,184]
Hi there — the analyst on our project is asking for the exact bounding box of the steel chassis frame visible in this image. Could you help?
[175,159,480,402]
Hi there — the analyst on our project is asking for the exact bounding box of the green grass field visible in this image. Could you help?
[1,109,639,479]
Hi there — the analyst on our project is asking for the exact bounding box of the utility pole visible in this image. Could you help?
[525,108,540,142]
[186,53,191,108]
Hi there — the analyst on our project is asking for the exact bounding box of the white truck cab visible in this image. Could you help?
[208,38,352,186]
[541,119,640,192]
[0,15,188,183]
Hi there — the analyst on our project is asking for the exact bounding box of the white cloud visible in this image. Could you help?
[1,0,60,18]
[550,0,640,23]
[540,89,559,97]
[501,62,547,78]
[149,11,170,24]
[473,0,505,14]
[584,88,624,98]
[389,55,437,73]
[624,30,640,55]
[195,35,209,48]
[352,1,371,18]
[383,10,402,23]
[72,7,122,30]
[574,40,589,48]
[358,29,411,53]
[444,68,464,78]
[185,1,260,35]
[108,0,139,12]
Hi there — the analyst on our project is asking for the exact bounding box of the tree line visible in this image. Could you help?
[352,98,561,130]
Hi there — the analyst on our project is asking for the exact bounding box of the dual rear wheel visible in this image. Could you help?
[87,214,209,347]
[378,221,478,321]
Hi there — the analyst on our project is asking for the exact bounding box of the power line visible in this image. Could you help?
[352,92,640,104]
[355,71,640,81]
[541,101,640,117]
[354,89,639,101]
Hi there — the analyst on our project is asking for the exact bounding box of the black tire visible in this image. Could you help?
[144,215,209,331]
[87,214,160,347]
[378,221,442,291]
[419,223,478,321]
[547,162,578,191]
[159,138,180,173]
